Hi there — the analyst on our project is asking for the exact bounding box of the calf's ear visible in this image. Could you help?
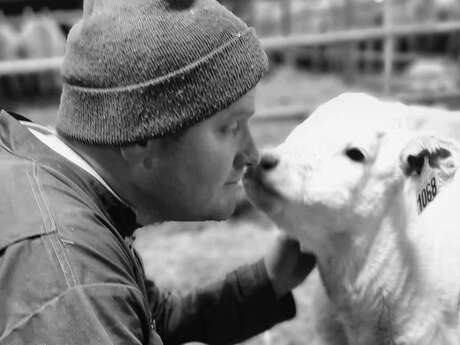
[400,135,458,179]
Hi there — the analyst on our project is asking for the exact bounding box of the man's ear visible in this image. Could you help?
[400,134,458,180]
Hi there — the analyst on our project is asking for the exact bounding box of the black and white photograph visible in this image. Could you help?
[1,0,460,344]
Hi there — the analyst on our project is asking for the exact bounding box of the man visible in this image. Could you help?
[0,0,315,344]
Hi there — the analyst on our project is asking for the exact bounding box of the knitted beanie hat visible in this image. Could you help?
[56,0,268,146]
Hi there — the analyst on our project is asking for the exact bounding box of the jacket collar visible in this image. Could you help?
[0,109,140,238]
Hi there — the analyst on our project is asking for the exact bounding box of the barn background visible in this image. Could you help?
[2,0,460,344]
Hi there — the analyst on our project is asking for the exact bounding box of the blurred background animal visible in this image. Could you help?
[15,9,65,94]
[0,10,20,95]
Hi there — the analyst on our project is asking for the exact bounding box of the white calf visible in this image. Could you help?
[244,93,460,345]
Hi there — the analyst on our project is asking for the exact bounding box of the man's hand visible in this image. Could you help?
[264,234,316,298]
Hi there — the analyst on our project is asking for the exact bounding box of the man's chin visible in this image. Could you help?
[202,192,238,221]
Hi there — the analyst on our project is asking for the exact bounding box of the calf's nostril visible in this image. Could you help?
[260,154,279,171]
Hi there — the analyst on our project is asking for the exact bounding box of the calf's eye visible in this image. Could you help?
[345,148,366,162]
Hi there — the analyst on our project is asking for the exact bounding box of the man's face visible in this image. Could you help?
[131,90,258,223]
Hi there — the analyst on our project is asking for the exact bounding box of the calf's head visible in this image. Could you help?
[244,93,458,252]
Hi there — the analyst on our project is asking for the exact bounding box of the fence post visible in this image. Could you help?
[280,0,296,66]
[343,0,356,82]
[280,0,292,35]
[383,0,394,95]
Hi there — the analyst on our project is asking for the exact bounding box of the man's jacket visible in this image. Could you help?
[0,110,295,345]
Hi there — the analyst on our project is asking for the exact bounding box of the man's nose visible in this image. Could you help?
[244,136,259,167]
[259,153,279,171]
[234,132,259,170]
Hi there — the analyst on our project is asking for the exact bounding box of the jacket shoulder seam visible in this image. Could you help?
[26,161,78,288]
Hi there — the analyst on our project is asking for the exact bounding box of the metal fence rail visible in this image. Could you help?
[262,21,460,51]
[0,56,63,76]
[2,19,460,76]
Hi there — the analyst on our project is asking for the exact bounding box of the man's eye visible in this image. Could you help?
[223,121,240,134]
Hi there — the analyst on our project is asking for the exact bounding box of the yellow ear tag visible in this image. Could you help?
[416,157,440,214]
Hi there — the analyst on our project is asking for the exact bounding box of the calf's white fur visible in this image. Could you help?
[244,93,460,345]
